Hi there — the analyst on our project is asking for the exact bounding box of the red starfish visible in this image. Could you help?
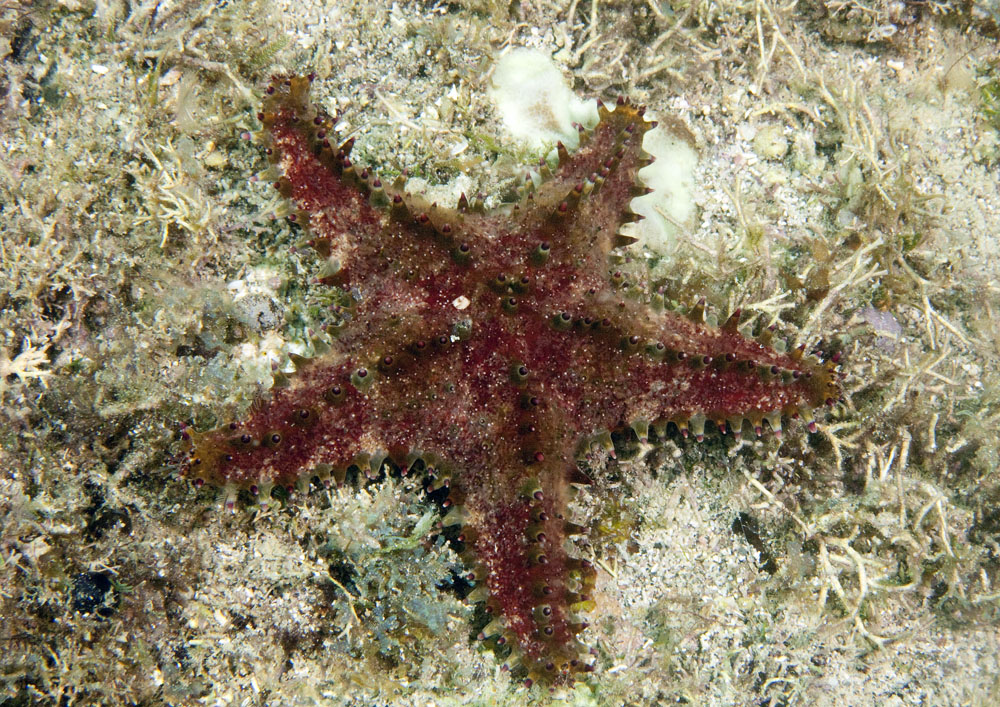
[182,75,839,685]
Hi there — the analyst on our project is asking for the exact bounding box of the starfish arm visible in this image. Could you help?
[464,479,595,682]
[260,77,386,282]
[184,358,370,495]
[184,333,484,489]
[261,77,494,365]
[513,99,655,268]
[521,304,838,445]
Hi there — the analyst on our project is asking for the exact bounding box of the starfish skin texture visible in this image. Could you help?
[182,75,840,685]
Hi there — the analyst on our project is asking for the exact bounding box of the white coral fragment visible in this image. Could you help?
[0,339,53,404]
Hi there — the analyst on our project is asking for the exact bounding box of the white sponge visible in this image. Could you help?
[490,48,597,150]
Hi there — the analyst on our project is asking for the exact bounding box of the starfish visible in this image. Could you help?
[182,75,840,685]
